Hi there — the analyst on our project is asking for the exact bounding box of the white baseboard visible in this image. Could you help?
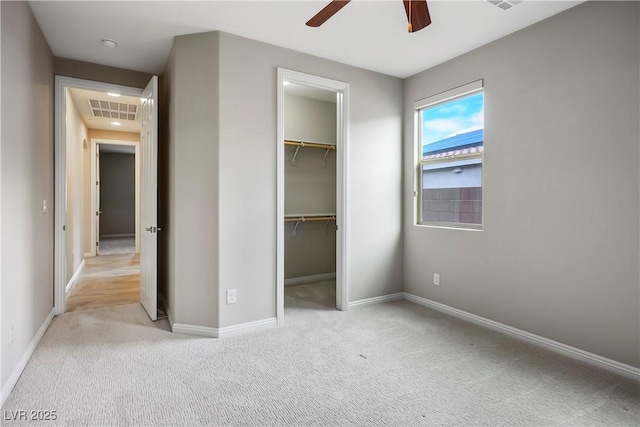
[349,292,404,308]
[1,309,55,406]
[403,292,640,382]
[285,273,336,286]
[218,317,277,338]
[100,233,135,238]
[171,322,219,338]
[170,317,277,339]
[65,260,85,295]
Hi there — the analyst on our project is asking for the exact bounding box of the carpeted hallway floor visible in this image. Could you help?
[2,287,638,426]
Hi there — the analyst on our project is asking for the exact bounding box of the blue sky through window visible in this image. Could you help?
[422,92,484,146]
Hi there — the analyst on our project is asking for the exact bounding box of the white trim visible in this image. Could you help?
[99,233,135,238]
[403,292,640,382]
[414,80,485,230]
[0,5,3,396]
[0,309,54,407]
[414,79,483,110]
[171,322,219,338]
[55,76,144,315]
[276,71,285,326]
[169,318,277,339]
[91,138,140,256]
[336,84,350,312]
[90,135,96,255]
[285,273,336,286]
[276,68,350,326]
[83,252,93,258]
[65,260,85,295]
[348,292,404,308]
[218,318,277,338]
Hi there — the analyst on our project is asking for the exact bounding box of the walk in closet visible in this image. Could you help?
[283,83,337,306]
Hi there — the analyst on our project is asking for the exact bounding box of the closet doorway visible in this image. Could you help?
[91,139,140,257]
[276,69,349,325]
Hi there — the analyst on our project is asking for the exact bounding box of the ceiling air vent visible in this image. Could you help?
[88,99,138,121]
[487,0,523,10]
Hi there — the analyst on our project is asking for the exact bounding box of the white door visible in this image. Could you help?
[96,145,101,255]
[140,76,159,321]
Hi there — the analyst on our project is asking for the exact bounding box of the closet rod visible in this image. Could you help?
[284,140,336,150]
[284,216,336,222]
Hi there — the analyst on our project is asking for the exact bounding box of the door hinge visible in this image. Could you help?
[96,180,99,186]
[96,241,99,247]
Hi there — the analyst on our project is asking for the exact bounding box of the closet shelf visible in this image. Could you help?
[284,139,336,166]
[284,213,336,237]
[284,140,336,150]
[284,213,336,222]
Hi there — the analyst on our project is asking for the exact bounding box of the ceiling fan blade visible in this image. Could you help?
[403,0,431,33]
[306,0,351,27]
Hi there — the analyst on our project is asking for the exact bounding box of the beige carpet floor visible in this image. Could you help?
[2,283,638,426]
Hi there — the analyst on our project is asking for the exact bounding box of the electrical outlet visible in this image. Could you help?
[433,273,440,286]
[226,289,237,305]
[42,200,47,213]
[9,324,14,348]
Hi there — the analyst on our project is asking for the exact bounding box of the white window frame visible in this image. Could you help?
[414,80,484,230]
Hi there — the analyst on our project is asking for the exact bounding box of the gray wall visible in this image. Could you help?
[284,93,336,144]
[161,32,220,328]
[403,1,639,367]
[284,220,337,280]
[284,149,337,214]
[99,152,135,237]
[162,30,403,330]
[0,4,153,397]
[1,0,54,391]
[284,94,337,215]
[284,94,337,280]
[218,32,403,327]
[54,57,152,89]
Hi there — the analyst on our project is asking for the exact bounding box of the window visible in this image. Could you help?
[415,80,484,229]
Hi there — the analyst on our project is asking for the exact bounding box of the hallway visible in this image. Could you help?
[66,254,140,312]
[98,236,136,256]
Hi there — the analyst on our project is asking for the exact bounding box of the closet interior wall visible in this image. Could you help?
[284,91,337,282]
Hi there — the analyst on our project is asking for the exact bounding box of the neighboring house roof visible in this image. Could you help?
[423,129,483,156]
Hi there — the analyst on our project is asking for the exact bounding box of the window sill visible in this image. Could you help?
[415,222,483,232]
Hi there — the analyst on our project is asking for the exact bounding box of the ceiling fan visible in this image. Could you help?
[306,0,431,33]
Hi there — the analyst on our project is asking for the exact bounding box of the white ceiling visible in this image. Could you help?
[68,87,142,133]
[29,0,583,79]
